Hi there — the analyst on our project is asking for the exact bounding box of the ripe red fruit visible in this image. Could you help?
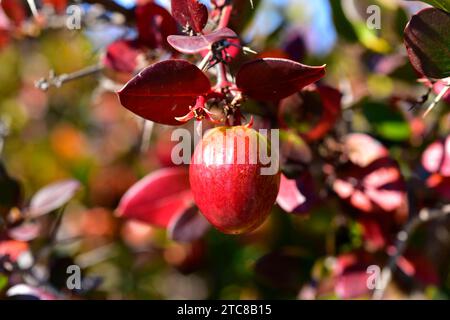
[189,126,280,234]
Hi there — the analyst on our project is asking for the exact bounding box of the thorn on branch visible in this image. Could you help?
[35,65,103,91]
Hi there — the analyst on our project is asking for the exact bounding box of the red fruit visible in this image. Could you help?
[189,126,280,234]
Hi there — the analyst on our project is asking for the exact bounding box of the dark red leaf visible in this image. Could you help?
[136,2,178,49]
[404,8,450,79]
[333,157,408,217]
[117,167,194,228]
[236,58,325,101]
[278,85,341,141]
[171,0,208,33]
[398,251,440,286]
[303,86,341,141]
[102,39,141,74]
[167,27,237,54]
[118,59,211,125]
[167,205,210,242]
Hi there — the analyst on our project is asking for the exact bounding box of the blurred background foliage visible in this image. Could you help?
[0,0,449,299]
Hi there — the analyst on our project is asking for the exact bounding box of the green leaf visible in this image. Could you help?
[361,100,411,141]
[0,275,8,291]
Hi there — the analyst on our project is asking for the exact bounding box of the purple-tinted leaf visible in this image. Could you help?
[343,133,388,168]
[117,59,211,125]
[136,2,178,49]
[171,0,208,33]
[335,271,371,299]
[167,205,210,243]
[8,221,41,241]
[333,157,408,217]
[117,167,194,228]
[276,173,316,214]
[236,58,325,101]
[28,180,80,218]
[404,8,450,79]
[167,27,237,54]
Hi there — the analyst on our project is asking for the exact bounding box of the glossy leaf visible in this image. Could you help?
[117,167,194,228]
[236,58,325,101]
[118,59,211,125]
[28,179,80,218]
[167,205,210,243]
[167,27,237,54]
[404,8,450,79]
[171,0,208,33]
[136,2,178,49]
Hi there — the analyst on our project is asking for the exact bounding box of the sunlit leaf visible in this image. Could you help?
[118,59,211,125]
[28,179,80,218]
[236,58,325,101]
[117,167,193,228]
[171,0,208,33]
